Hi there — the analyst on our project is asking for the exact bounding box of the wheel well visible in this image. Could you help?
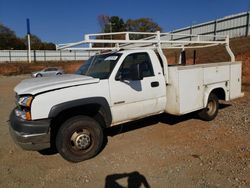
[210,88,225,100]
[50,104,107,148]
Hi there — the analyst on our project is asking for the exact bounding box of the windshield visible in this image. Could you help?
[75,53,121,79]
[75,56,94,75]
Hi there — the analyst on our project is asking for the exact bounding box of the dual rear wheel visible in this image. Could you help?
[198,93,219,121]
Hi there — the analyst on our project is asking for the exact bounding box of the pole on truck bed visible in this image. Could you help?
[156,31,169,83]
[225,35,235,62]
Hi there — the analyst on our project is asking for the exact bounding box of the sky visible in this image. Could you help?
[0,0,249,44]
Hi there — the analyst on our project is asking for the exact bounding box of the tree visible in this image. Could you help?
[0,23,15,36]
[108,16,125,32]
[0,22,55,50]
[126,18,162,39]
[97,16,162,40]
[98,15,125,33]
[22,35,56,50]
[98,15,110,33]
[29,34,43,50]
[98,16,162,34]
[0,23,26,50]
[43,42,56,50]
[126,18,162,32]
[96,15,126,47]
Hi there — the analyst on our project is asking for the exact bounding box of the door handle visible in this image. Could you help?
[151,81,159,87]
[114,101,125,105]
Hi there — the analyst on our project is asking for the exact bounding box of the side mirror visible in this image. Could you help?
[130,63,143,80]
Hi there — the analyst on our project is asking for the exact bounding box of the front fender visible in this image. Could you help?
[48,97,112,127]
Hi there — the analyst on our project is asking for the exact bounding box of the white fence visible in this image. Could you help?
[0,50,95,63]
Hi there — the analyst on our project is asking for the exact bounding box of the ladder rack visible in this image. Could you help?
[56,31,235,62]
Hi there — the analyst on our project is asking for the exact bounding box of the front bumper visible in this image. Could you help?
[9,110,51,151]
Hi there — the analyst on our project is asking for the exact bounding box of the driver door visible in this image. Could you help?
[109,52,165,125]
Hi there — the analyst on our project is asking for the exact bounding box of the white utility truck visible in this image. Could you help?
[9,32,243,162]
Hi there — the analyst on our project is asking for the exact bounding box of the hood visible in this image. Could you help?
[15,74,99,95]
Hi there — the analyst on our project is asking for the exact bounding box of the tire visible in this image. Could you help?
[56,72,62,76]
[198,93,219,121]
[56,116,103,162]
[36,74,42,77]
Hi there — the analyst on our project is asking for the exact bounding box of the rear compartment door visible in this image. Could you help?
[230,63,242,99]
[178,68,204,114]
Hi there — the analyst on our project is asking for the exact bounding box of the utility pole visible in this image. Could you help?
[26,18,31,63]
[108,22,115,47]
[108,22,115,38]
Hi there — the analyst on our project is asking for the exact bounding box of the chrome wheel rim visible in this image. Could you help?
[70,130,91,150]
[207,100,216,116]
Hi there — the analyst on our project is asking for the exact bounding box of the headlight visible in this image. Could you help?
[18,96,33,107]
[15,109,31,121]
[15,95,33,120]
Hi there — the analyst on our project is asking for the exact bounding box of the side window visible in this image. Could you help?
[45,68,56,71]
[117,52,154,80]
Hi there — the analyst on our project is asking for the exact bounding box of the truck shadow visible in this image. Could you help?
[219,103,231,109]
[105,103,231,137]
[105,113,190,137]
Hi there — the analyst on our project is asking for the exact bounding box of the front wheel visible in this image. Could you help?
[198,93,219,121]
[56,116,103,162]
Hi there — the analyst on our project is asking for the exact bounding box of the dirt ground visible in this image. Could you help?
[0,75,249,188]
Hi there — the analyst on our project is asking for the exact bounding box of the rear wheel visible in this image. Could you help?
[36,74,42,77]
[56,116,103,162]
[198,93,219,121]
